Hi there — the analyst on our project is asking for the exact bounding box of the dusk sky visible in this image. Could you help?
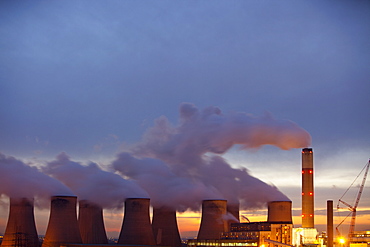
[0,0,369,239]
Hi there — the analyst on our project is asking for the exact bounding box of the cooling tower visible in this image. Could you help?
[227,203,240,222]
[197,199,228,240]
[267,201,292,223]
[118,198,156,245]
[302,148,314,228]
[78,200,108,244]
[152,206,182,247]
[42,196,82,247]
[1,198,39,247]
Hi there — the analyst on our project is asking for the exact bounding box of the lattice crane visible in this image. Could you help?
[336,159,369,242]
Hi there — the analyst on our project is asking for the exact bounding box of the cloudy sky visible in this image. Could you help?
[0,0,369,238]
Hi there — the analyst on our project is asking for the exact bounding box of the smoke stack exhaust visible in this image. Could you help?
[118,198,156,245]
[1,198,39,247]
[302,148,314,228]
[42,196,82,247]
[152,206,182,247]
[267,201,293,223]
[197,200,227,240]
[78,200,107,244]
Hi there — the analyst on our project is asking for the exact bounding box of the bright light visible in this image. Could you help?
[338,237,346,244]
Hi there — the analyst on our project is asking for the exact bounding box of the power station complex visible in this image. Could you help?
[0,148,367,247]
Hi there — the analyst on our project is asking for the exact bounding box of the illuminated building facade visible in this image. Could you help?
[188,222,293,247]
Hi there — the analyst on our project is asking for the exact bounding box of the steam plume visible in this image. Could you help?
[43,152,148,208]
[112,152,222,211]
[0,153,74,200]
[113,103,310,210]
[133,103,311,172]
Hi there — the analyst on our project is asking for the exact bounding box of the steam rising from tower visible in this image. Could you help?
[113,103,311,212]
[44,153,148,209]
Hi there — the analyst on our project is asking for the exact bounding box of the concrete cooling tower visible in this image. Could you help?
[227,203,240,222]
[118,198,156,245]
[152,206,182,247]
[197,199,228,240]
[267,201,293,223]
[42,196,82,247]
[1,198,39,247]
[78,200,107,244]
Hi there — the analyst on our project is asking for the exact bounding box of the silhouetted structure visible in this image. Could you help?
[1,198,39,247]
[227,203,240,222]
[78,200,107,244]
[118,198,156,245]
[197,200,227,240]
[152,206,182,247]
[42,196,82,247]
[302,148,314,228]
[267,201,292,223]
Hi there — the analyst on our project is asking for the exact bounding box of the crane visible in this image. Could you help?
[241,215,250,223]
[336,159,369,242]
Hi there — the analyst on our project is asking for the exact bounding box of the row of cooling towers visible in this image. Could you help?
[1,195,293,247]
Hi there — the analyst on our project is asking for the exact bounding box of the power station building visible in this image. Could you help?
[188,201,293,247]
[0,148,323,247]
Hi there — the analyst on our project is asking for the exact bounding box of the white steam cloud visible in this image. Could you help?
[0,103,311,212]
[43,152,149,209]
[112,103,311,211]
[0,153,74,201]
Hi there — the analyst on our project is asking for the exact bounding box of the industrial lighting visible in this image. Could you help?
[338,237,346,244]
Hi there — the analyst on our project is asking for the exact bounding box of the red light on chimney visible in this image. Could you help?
[309,192,313,196]
[302,170,305,174]
[309,214,313,217]
[309,170,313,174]
[302,192,304,195]
[302,214,305,218]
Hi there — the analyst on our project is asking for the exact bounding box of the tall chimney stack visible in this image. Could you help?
[197,200,227,240]
[118,198,156,245]
[152,206,182,247]
[42,196,82,247]
[267,201,293,223]
[327,200,333,247]
[302,148,314,228]
[78,200,108,244]
[1,198,39,247]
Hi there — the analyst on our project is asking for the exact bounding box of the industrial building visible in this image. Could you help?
[188,201,293,247]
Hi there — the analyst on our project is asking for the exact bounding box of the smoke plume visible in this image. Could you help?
[113,103,310,210]
[112,152,222,212]
[43,152,148,208]
[0,153,74,201]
